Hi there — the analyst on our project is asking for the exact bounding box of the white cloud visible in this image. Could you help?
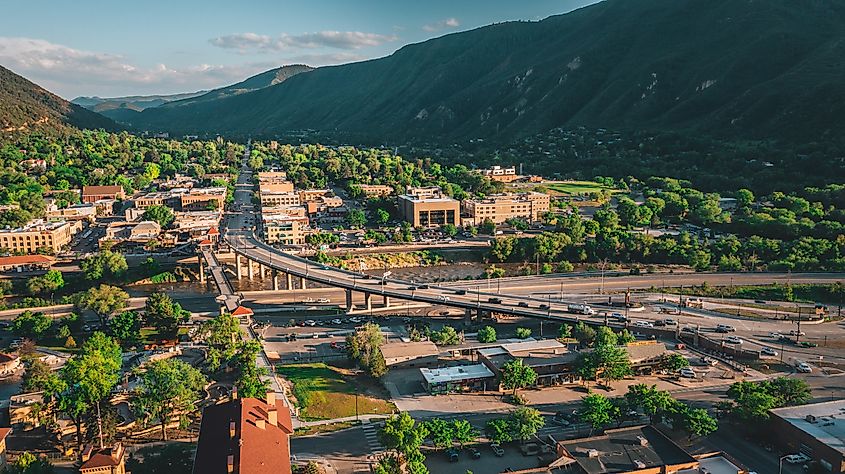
[423,18,460,32]
[209,30,398,52]
[0,37,278,97]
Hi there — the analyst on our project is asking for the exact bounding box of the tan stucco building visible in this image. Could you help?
[463,192,551,225]
[398,187,460,228]
[0,220,82,254]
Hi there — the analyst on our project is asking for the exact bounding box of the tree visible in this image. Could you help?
[480,219,496,235]
[12,311,52,340]
[379,412,429,474]
[508,407,545,442]
[485,418,513,444]
[142,205,175,228]
[6,452,53,474]
[109,311,142,347]
[485,265,506,279]
[617,329,636,345]
[346,323,388,377]
[736,188,755,209]
[431,326,460,345]
[577,345,631,388]
[303,461,325,474]
[135,358,207,440]
[580,393,617,434]
[144,291,189,336]
[346,209,366,228]
[196,313,243,371]
[26,270,64,296]
[594,326,618,346]
[451,419,478,448]
[425,418,454,450]
[234,340,270,398]
[22,356,58,393]
[81,250,128,281]
[0,279,13,297]
[500,358,537,396]
[477,326,497,343]
[376,208,391,225]
[515,327,532,339]
[442,223,458,237]
[679,407,718,438]
[573,322,596,346]
[624,384,673,424]
[664,354,689,371]
[489,237,516,262]
[80,284,128,328]
[765,377,811,406]
[558,323,572,339]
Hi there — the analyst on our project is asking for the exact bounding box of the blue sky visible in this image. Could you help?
[0,0,599,98]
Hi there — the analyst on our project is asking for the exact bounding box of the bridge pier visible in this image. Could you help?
[236,254,242,280]
[465,308,473,323]
[346,289,353,311]
[364,293,372,311]
[259,263,266,280]
[300,277,307,290]
[286,273,293,290]
[383,295,391,307]
[198,255,205,284]
[248,258,254,280]
[272,270,279,291]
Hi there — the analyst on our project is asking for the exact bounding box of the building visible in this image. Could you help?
[479,165,519,183]
[624,341,669,374]
[0,220,82,254]
[0,255,55,272]
[259,182,295,193]
[260,192,301,208]
[262,214,309,246]
[133,191,176,210]
[180,187,226,210]
[45,202,97,222]
[398,186,460,228]
[479,339,580,387]
[173,211,223,238]
[769,400,845,473]
[0,353,21,377]
[82,186,125,204]
[555,425,709,474]
[79,443,128,474]
[0,427,10,470]
[257,171,289,183]
[103,221,160,244]
[380,341,440,367]
[420,364,494,394]
[192,393,293,474]
[463,192,551,225]
[359,184,394,197]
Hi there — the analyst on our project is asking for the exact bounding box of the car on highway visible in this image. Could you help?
[304,320,317,327]
[662,318,677,325]
[725,336,743,344]
[760,347,778,356]
[439,295,450,302]
[679,368,696,378]
[769,332,783,339]
[302,297,315,303]
[539,303,550,310]
[784,453,810,464]
[796,362,813,373]
[633,321,653,328]
[488,297,503,304]
[798,341,818,348]
[454,289,467,295]
[789,330,806,336]
[518,302,529,308]
[418,284,429,289]
[330,319,342,325]
[715,324,736,333]
[316,298,331,303]
[609,312,628,322]
[681,326,698,333]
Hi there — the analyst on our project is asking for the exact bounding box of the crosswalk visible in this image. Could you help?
[362,421,386,456]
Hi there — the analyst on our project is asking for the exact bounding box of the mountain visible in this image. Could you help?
[0,65,117,135]
[163,64,314,107]
[132,0,845,145]
[72,91,208,112]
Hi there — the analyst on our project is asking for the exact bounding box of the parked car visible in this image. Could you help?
[663,318,677,325]
[715,324,736,333]
[467,446,481,459]
[551,412,571,426]
[679,368,696,378]
[784,453,810,464]
[760,347,778,356]
[725,336,743,344]
[446,448,459,462]
[796,362,813,373]
[491,443,504,457]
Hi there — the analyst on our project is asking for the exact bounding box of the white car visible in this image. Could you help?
[439,295,450,302]
[316,298,331,303]
[679,368,696,378]
[760,347,778,356]
[633,321,653,328]
[769,332,783,339]
[784,453,810,464]
[789,330,806,336]
[796,362,812,373]
[725,336,743,344]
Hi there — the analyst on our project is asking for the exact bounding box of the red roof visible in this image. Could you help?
[207,227,220,235]
[193,396,293,474]
[81,185,123,196]
[80,444,125,470]
[0,255,55,266]
[199,239,213,246]
[231,306,254,317]
[0,427,11,440]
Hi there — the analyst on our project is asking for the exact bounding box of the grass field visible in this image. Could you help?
[277,363,395,421]
[543,180,620,195]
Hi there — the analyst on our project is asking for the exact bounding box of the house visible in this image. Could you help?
[79,443,128,474]
[380,341,440,367]
[192,393,293,474]
[0,255,55,272]
[81,186,125,204]
[769,400,845,473]
[420,364,494,394]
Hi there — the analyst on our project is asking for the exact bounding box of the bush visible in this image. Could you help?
[477,326,497,343]
[515,327,532,339]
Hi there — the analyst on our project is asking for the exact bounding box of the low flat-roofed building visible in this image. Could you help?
[380,341,440,366]
[0,255,55,272]
[259,182,295,193]
[82,185,125,203]
[0,219,81,254]
[769,400,845,473]
[134,191,177,210]
[104,220,160,244]
[93,199,116,217]
[262,205,308,218]
[180,187,226,210]
[463,192,551,225]
[299,189,333,202]
[479,339,580,386]
[359,184,394,197]
[398,186,460,228]
[556,425,698,474]
[45,202,97,222]
[420,363,494,394]
[624,341,668,373]
[257,171,289,183]
[479,165,519,183]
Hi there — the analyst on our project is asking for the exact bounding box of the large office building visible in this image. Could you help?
[0,220,82,254]
[81,185,125,203]
[397,186,461,228]
[180,187,227,210]
[463,192,551,225]
[260,192,301,208]
[262,213,309,245]
[769,400,845,473]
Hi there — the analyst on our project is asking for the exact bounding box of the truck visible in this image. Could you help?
[567,303,595,315]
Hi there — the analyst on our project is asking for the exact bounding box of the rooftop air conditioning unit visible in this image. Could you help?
[587,449,600,458]
[637,436,649,446]
[807,415,818,423]
[634,460,646,469]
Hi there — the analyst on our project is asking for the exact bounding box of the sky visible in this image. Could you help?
[0,0,600,99]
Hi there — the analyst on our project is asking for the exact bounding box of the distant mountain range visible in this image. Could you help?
[72,91,208,112]
[127,0,845,145]
[0,65,117,136]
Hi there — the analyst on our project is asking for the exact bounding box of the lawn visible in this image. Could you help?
[126,443,195,474]
[544,180,620,196]
[277,363,395,421]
